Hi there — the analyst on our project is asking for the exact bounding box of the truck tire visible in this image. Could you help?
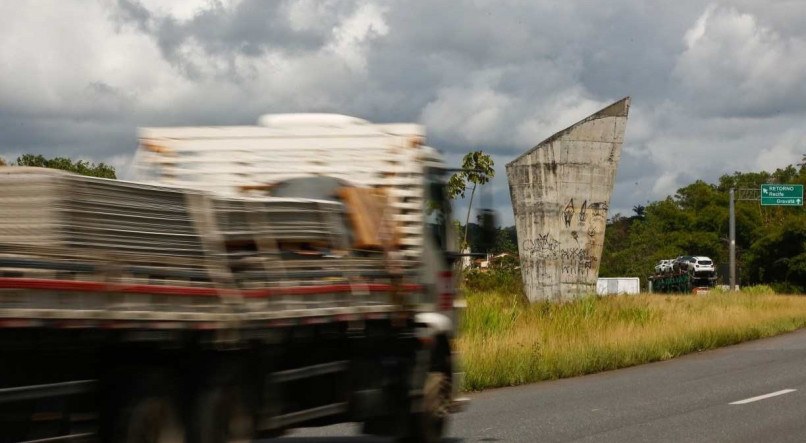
[402,371,451,443]
[191,385,254,443]
[117,395,186,443]
[103,366,186,443]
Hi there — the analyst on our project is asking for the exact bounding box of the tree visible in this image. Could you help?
[446,151,495,247]
[745,218,806,292]
[493,226,518,254]
[599,160,806,290]
[14,154,116,179]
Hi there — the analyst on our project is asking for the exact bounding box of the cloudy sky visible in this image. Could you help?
[1,0,804,225]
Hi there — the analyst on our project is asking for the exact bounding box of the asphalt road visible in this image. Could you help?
[271,328,806,442]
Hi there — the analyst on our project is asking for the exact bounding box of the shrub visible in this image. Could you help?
[740,285,776,295]
[461,268,523,294]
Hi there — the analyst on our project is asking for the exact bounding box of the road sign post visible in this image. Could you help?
[760,184,803,206]
[727,185,801,291]
[729,188,735,291]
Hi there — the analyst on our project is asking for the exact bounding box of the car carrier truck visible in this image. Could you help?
[0,114,467,442]
[649,256,718,293]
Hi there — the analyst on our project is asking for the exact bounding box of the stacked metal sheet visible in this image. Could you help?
[0,168,64,247]
[0,167,412,320]
[0,167,393,286]
[0,167,206,259]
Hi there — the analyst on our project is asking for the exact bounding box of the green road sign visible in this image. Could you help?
[760,184,803,206]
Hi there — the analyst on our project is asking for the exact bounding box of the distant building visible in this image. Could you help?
[597,278,640,295]
[460,247,472,270]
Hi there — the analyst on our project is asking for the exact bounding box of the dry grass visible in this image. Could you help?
[457,288,806,391]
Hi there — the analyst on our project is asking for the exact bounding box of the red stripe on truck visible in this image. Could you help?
[0,277,422,298]
[0,278,221,296]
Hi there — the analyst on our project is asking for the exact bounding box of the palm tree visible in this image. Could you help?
[447,151,495,248]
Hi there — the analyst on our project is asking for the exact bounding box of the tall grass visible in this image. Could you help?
[457,288,806,391]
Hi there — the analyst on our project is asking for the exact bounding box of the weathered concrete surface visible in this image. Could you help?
[506,98,630,302]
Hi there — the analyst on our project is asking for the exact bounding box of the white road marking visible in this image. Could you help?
[730,389,797,405]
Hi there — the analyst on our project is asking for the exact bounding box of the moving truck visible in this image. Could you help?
[0,114,466,442]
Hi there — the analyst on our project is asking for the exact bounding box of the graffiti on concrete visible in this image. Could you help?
[560,248,596,275]
[520,255,551,279]
[522,233,560,260]
[589,202,608,218]
[521,231,597,276]
[578,200,587,223]
[563,199,575,228]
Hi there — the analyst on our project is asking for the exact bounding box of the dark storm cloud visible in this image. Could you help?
[1,0,805,222]
[114,0,350,80]
[0,113,133,159]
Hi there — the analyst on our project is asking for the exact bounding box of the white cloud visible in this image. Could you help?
[674,5,806,117]
[326,3,389,72]
[652,171,683,197]
[420,65,608,156]
[0,1,184,117]
[137,0,223,21]
[514,94,606,149]
[683,4,716,48]
[287,0,337,32]
[755,132,804,172]
[1,0,805,226]
[421,84,512,148]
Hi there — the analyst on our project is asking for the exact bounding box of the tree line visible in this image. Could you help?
[0,154,116,178]
[599,162,805,292]
[459,161,805,293]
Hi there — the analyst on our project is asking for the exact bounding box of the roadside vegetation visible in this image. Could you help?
[457,278,806,391]
[599,162,805,293]
[460,160,805,293]
[453,159,804,391]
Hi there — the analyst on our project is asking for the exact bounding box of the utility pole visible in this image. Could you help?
[729,188,736,291]
[730,188,762,291]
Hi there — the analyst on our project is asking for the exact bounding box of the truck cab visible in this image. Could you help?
[132,113,466,438]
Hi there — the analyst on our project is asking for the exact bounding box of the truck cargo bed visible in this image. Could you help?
[0,168,420,329]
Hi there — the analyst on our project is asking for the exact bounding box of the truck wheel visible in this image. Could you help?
[403,371,451,443]
[105,367,186,443]
[192,386,254,443]
[118,396,186,443]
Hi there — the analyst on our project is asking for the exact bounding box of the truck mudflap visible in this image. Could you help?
[413,313,468,414]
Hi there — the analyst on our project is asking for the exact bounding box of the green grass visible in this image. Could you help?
[457,287,806,391]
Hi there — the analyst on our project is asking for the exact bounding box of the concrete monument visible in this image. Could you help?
[506,98,630,302]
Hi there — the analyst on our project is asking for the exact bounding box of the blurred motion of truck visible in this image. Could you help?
[0,114,468,442]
